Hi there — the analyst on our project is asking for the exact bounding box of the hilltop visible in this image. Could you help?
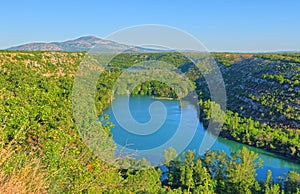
[6,36,165,53]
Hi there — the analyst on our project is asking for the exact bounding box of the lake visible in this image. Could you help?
[102,95,300,180]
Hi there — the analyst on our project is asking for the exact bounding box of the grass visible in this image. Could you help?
[0,125,49,194]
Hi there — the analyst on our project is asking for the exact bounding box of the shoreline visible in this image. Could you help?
[99,95,300,167]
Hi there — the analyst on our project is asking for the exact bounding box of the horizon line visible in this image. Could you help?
[2,35,300,53]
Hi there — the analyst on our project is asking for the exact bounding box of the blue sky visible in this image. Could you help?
[1,0,299,52]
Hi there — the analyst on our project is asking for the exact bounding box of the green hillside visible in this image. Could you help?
[0,51,299,193]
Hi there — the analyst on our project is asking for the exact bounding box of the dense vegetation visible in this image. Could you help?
[0,51,299,193]
[200,100,300,162]
[216,53,300,130]
[96,52,300,161]
[163,147,300,194]
[106,52,299,132]
[191,53,300,161]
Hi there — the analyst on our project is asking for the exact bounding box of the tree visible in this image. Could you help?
[203,150,228,193]
[264,170,282,194]
[180,164,194,193]
[195,167,215,194]
[283,171,300,194]
[124,167,162,193]
[226,147,262,194]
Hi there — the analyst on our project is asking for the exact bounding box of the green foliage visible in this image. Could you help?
[164,149,216,193]
[95,68,122,113]
[1,51,300,193]
[107,52,191,69]
[122,168,163,193]
[198,53,300,131]
[211,52,253,66]
[203,148,263,193]
[131,80,178,99]
[283,171,300,194]
[200,98,300,162]
[225,147,262,193]
[162,147,296,194]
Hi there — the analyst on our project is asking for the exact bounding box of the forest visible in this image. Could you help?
[0,50,299,193]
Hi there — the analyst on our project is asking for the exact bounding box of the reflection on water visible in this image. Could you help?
[102,95,300,180]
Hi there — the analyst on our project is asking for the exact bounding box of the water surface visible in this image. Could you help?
[103,95,300,180]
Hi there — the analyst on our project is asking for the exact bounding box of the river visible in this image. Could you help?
[102,95,300,180]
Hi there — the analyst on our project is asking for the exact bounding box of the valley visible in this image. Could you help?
[0,50,299,193]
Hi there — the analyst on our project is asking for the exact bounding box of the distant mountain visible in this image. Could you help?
[6,36,157,52]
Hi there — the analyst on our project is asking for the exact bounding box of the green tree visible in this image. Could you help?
[283,171,300,194]
[226,147,262,193]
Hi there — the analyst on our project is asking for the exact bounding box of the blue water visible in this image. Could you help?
[102,95,300,180]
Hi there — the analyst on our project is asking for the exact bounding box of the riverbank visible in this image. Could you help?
[198,100,300,165]
[219,130,300,164]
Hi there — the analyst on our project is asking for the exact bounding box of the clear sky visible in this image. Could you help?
[1,0,300,52]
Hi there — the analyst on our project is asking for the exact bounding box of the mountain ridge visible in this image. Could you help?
[6,36,153,52]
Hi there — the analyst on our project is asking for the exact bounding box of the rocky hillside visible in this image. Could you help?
[213,53,300,130]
